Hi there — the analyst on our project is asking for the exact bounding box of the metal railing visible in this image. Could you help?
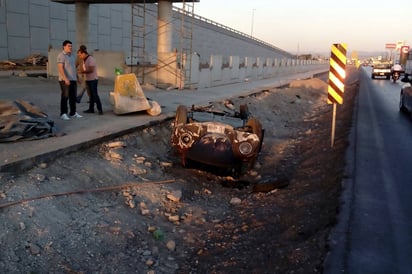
[172,5,294,58]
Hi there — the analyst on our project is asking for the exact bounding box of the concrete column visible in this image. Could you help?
[157,0,173,54]
[156,0,177,88]
[75,2,89,48]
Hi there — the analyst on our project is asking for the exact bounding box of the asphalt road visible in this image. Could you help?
[325,67,412,273]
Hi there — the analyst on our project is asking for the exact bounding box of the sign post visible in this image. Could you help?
[327,43,347,147]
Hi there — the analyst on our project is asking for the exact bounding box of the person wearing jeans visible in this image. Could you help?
[77,48,103,115]
[57,40,82,120]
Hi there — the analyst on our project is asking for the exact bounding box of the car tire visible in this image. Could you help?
[371,74,375,79]
[233,118,264,176]
[239,104,249,120]
[175,105,188,125]
[247,118,264,152]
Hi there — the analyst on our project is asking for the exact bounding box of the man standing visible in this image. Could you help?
[78,48,103,115]
[57,40,82,120]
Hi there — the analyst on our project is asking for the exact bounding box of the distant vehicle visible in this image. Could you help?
[170,104,264,175]
[371,63,392,80]
[399,74,412,114]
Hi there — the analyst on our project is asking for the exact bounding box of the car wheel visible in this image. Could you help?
[239,104,249,120]
[371,74,375,79]
[399,92,408,113]
[247,118,264,152]
[175,105,188,125]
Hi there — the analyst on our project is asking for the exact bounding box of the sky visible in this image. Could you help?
[174,0,412,56]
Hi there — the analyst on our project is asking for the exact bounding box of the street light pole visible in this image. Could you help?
[251,9,255,37]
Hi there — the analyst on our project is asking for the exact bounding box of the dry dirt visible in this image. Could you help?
[0,67,359,274]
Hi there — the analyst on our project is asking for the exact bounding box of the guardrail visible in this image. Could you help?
[172,6,294,58]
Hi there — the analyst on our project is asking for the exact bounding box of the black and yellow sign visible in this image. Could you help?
[327,43,347,104]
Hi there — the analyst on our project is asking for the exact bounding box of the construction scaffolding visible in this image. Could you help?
[176,1,194,89]
[130,1,153,84]
[130,1,195,89]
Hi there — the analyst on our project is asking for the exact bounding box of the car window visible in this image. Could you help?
[374,64,390,69]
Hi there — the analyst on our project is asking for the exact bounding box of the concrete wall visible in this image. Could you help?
[0,0,133,60]
[186,54,328,89]
[129,53,328,89]
[1,1,328,89]
[0,1,293,62]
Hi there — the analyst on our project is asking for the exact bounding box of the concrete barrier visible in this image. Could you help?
[48,50,329,90]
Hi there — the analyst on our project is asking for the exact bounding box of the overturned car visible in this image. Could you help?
[170,103,264,175]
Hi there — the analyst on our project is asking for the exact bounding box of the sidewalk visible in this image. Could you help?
[0,69,326,172]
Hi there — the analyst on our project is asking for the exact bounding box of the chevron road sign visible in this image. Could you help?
[328,43,347,105]
[328,43,347,147]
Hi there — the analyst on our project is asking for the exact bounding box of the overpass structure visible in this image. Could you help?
[0,1,326,89]
[52,0,198,88]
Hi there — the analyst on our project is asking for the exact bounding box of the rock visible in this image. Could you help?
[122,191,132,198]
[166,190,182,202]
[106,141,126,148]
[230,197,242,205]
[145,258,154,266]
[129,166,147,175]
[160,161,173,167]
[28,243,41,255]
[108,151,123,160]
[168,215,180,222]
[166,240,176,251]
[126,199,135,208]
[135,156,146,164]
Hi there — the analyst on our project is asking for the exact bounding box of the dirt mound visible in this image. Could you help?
[289,77,328,92]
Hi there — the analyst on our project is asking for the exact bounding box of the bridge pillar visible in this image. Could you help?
[75,2,89,48]
[156,0,178,88]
